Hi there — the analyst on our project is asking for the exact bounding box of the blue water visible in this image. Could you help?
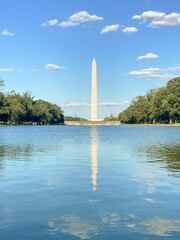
[0,125,180,240]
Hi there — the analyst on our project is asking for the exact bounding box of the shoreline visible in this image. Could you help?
[123,123,180,127]
[1,123,180,127]
[77,124,180,127]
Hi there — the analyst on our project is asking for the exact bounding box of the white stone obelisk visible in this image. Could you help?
[91,58,98,121]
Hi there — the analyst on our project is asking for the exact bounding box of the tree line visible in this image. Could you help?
[118,77,180,124]
[0,80,64,125]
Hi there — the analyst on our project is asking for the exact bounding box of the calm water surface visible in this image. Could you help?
[0,125,180,240]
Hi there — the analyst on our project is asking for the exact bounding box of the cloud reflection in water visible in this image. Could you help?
[48,212,180,238]
[48,215,98,239]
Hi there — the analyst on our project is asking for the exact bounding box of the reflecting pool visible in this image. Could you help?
[0,125,180,239]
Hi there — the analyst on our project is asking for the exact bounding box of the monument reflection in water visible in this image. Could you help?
[91,126,98,191]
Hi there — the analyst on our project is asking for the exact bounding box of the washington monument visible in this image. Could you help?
[91,58,99,121]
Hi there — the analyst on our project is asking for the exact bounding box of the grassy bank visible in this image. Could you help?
[65,121,180,126]
[79,121,108,125]
[66,121,180,126]
[123,123,180,127]
[1,122,180,127]
[65,120,121,125]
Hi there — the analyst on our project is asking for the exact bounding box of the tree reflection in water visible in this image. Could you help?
[132,142,180,174]
[0,143,57,169]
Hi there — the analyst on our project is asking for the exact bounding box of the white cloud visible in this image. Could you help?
[18,69,23,72]
[141,73,173,80]
[66,102,87,107]
[59,21,80,27]
[130,65,180,76]
[32,69,39,72]
[41,19,58,26]
[123,100,130,104]
[99,101,130,106]
[100,24,119,34]
[149,13,180,27]
[2,30,15,36]
[130,68,161,76]
[0,68,15,72]
[65,100,130,107]
[137,53,159,60]
[163,66,180,72]
[122,27,138,34]
[132,15,142,20]
[72,77,78,80]
[167,66,180,71]
[69,11,103,22]
[133,11,180,28]
[129,66,180,80]
[59,11,103,28]
[45,64,65,70]
[133,11,165,20]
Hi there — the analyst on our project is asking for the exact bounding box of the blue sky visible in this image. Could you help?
[1,0,180,118]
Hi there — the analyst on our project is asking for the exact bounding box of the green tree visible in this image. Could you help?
[0,92,9,122]
[118,77,180,124]
[151,87,170,123]
[32,100,64,124]
[166,77,180,123]
[4,91,26,123]
[119,96,149,123]
[0,81,64,124]
[32,100,51,124]
[21,92,34,122]
[49,104,64,124]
